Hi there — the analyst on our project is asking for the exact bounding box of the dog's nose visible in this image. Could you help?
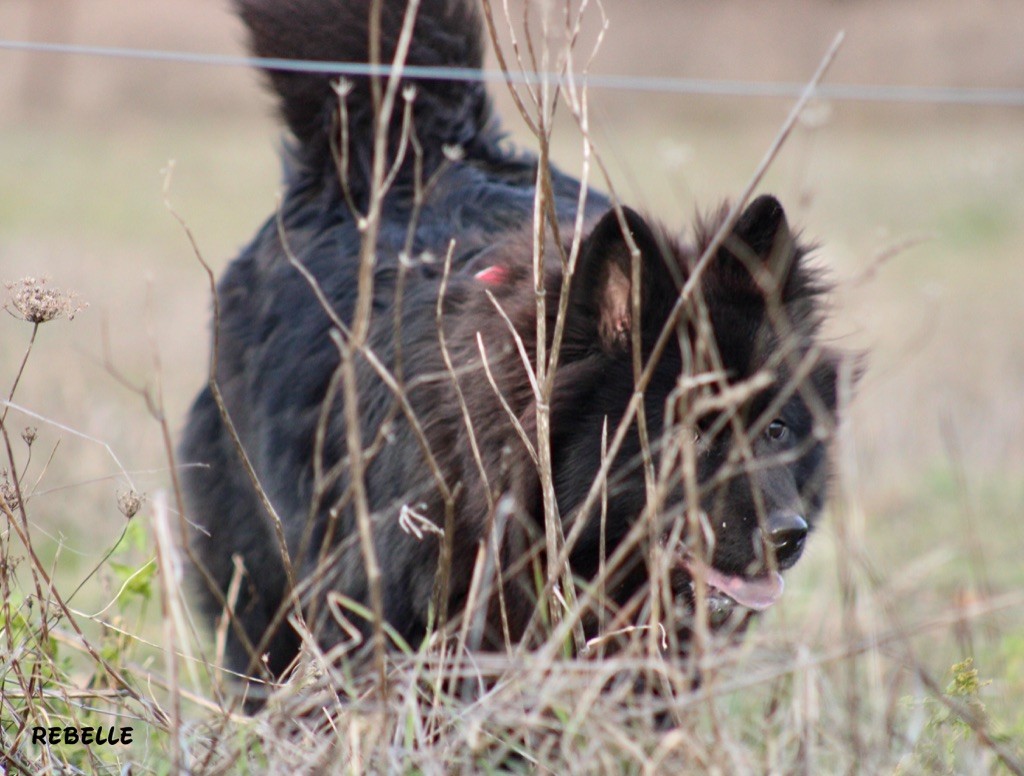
[766,511,808,569]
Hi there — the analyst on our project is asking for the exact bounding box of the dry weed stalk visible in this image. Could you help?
[0,277,183,773]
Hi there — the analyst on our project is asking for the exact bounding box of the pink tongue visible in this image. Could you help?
[685,558,785,611]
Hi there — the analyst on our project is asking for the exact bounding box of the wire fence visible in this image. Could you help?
[3,38,1024,108]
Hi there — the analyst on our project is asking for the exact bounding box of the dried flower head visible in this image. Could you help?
[4,276,87,323]
[332,78,354,99]
[117,489,145,520]
[1,472,19,513]
[21,427,37,447]
[442,143,465,162]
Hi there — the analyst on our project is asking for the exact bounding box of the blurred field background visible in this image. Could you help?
[2,0,1023,771]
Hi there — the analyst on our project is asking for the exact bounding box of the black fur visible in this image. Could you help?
[181,0,843,682]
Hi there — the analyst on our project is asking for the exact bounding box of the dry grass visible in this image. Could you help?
[2,1,1024,773]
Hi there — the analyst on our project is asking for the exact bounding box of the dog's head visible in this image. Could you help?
[544,195,843,634]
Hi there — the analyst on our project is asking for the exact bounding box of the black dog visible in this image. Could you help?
[181,0,843,681]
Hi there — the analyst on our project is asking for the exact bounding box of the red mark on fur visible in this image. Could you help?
[474,265,509,286]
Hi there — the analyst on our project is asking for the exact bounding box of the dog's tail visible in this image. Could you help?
[236,0,493,191]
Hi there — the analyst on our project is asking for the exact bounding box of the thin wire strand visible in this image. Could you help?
[2,39,1024,107]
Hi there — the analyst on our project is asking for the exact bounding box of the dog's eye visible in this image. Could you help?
[765,419,788,441]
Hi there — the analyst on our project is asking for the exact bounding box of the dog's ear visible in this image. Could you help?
[810,348,841,413]
[570,207,679,351]
[711,195,808,303]
[812,347,865,414]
